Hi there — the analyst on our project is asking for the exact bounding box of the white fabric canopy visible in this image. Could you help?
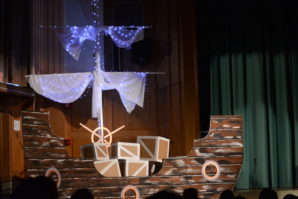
[104,26,144,49]
[56,26,101,60]
[27,73,93,103]
[27,71,147,119]
[92,69,146,118]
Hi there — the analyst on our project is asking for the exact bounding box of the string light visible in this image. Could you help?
[107,26,144,48]
[32,0,152,127]
[43,24,146,61]
[29,71,147,105]
[40,25,151,30]
[29,73,93,104]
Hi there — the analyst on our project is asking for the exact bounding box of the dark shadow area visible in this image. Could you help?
[11,176,58,199]
[197,1,298,54]
[71,188,94,199]
[219,189,234,199]
[183,188,199,199]
[145,189,182,199]
[196,0,298,131]
[258,188,278,199]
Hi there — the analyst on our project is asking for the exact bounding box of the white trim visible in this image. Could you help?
[111,142,140,160]
[156,137,160,160]
[122,160,148,176]
[101,160,116,174]
[150,164,156,174]
[94,159,121,177]
[94,143,109,160]
[137,136,170,162]
[138,139,154,158]
[121,146,139,159]
[131,162,148,176]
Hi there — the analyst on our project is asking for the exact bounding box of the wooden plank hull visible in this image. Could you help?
[22,111,243,199]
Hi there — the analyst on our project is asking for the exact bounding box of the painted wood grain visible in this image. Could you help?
[22,111,243,199]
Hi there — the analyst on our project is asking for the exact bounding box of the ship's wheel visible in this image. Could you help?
[91,126,113,145]
[80,123,125,147]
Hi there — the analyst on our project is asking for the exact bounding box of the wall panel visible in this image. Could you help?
[35,0,199,158]
[0,83,34,193]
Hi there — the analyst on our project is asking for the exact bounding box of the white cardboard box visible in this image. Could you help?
[111,142,140,160]
[119,159,149,177]
[94,159,121,177]
[80,143,109,160]
[137,136,170,162]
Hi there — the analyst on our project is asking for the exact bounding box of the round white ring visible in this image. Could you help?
[121,185,140,199]
[45,167,61,188]
[201,160,220,181]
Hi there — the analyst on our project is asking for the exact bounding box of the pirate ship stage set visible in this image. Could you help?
[22,112,243,199]
[21,1,244,198]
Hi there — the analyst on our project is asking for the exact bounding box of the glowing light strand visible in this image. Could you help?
[26,73,93,104]
[32,0,158,134]
[26,71,148,113]
[54,25,145,60]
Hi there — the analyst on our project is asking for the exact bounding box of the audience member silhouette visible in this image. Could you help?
[0,193,11,199]
[11,176,58,199]
[284,194,298,199]
[146,189,182,199]
[11,176,298,199]
[219,190,234,199]
[258,188,278,199]
[183,188,199,199]
[235,195,246,199]
[71,188,94,199]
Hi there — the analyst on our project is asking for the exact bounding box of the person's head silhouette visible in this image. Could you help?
[11,176,58,199]
[219,189,234,199]
[146,189,181,199]
[183,188,199,199]
[71,188,94,199]
[258,188,278,199]
[283,194,297,199]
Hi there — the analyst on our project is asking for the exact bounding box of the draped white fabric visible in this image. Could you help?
[56,26,144,60]
[92,69,146,118]
[27,73,93,103]
[27,71,147,119]
[56,26,101,60]
[104,26,144,49]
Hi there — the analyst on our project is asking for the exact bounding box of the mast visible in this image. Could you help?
[93,0,104,141]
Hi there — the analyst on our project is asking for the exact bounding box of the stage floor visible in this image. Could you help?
[234,189,298,199]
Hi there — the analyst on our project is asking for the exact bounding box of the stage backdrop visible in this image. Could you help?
[197,0,298,189]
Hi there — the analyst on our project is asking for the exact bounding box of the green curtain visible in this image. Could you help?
[198,1,298,189]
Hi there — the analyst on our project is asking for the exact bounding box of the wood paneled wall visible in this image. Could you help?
[0,1,199,182]
[31,0,64,74]
[177,0,199,155]
[152,0,199,155]
[0,0,63,83]
[0,84,34,193]
[35,0,199,157]
[0,0,63,193]
[0,0,31,86]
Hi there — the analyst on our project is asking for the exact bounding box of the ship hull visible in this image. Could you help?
[22,112,243,199]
